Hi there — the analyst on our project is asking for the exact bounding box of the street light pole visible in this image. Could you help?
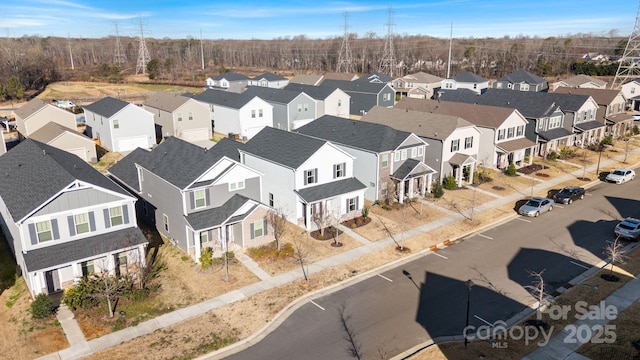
[464,279,474,347]
[595,143,603,178]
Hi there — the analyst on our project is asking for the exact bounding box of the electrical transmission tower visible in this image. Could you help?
[612,1,640,89]
[337,12,354,73]
[113,23,127,65]
[135,16,151,75]
[378,7,396,77]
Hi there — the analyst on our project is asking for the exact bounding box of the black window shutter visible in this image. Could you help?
[314,168,318,182]
[123,204,129,224]
[189,192,195,209]
[68,216,76,236]
[333,164,337,179]
[304,171,308,185]
[51,219,59,240]
[205,189,211,206]
[356,197,359,210]
[89,212,96,231]
[28,223,37,245]
[104,208,111,228]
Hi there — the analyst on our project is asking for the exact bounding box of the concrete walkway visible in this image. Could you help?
[39,148,640,360]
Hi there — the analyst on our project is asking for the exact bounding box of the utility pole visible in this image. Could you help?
[612,0,640,89]
[67,35,74,70]
[447,22,453,79]
[135,16,151,75]
[113,22,127,65]
[378,7,396,77]
[337,12,353,73]
[200,29,205,71]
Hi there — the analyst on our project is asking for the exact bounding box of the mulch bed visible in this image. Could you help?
[517,164,549,175]
[341,216,372,229]
[309,226,343,241]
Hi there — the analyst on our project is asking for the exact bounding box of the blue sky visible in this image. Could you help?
[0,0,637,40]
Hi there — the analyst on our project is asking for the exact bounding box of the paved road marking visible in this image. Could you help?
[310,300,325,311]
[433,252,448,260]
[477,233,493,240]
[474,315,494,326]
[570,261,591,270]
[554,205,564,209]
[516,217,531,223]
[377,274,393,282]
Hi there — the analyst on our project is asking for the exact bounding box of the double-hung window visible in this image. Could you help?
[194,189,206,208]
[36,221,53,242]
[464,136,473,149]
[334,163,346,178]
[75,213,90,234]
[305,169,317,185]
[451,139,459,152]
[110,206,124,226]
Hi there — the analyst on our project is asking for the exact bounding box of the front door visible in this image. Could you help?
[45,270,62,294]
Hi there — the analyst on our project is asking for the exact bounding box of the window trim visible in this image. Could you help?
[347,197,357,212]
[110,206,124,226]
[464,136,473,149]
[451,139,459,152]
[381,153,389,168]
[252,220,264,238]
[36,220,53,243]
[229,180,245,191]
[113,119,119,129]
[194,189,206,208]
[305,169,317,184]
[334,162,345,178]
[163,214,169,232]
[74,213,90,234]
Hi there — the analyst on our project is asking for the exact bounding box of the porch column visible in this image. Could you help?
[420,175,427,196]
[426,173,433,193]
[408,179,414,200]
[398,180,405,204]
[528,147,534,165]
[455,166,462,187]
[194,231,202,263]
[469,164,475,185]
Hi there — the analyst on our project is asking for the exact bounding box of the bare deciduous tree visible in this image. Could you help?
[266,207,288,251]
[605,236,627,275]
[292,232,311,283]
[524,269,551,319]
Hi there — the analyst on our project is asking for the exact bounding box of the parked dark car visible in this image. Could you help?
[553,186,585,205]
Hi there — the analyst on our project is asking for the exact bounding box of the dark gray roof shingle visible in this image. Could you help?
[452,71,488,83]
[83,96,130,118]
[320,79,388,94]
[184,194,256,230]
[296,115,416,153]
[108,147,151,191]
[538,127,574,141]
[23,227,147,271]
[496,69,546,85]
[193,88,256,109]
[242,87,306,104]
[242,127,325,169]
[283,83,339,100]
[440,89,562,118]
[0,139,130,221]
[251,72,286,81]
[209,72,249,81]
[110,137,243,190]
[295,177,366,203]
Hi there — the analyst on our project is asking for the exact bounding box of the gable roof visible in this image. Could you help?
[361,106,474,140]
[556,75,607,88]
[322,72,359,81]
[0,139,130,221]
[296,115,417,153]
[243,87,307,104]
[289,74,324,86]
[251,72,287,81]
[552,87,620,105]
[402,71,443,83]
[439,89,565,118]
[14,98,51,119]
[144,92,194,112]
[185,194,257,230]
[296,177,366,203]
[110,137,242,190]
[29,122,92,144]
[193,88,256,109]
[241,127,326,168]
[452,71,488,83]
[321,79,388,94]
[396,98,522,129]
[283,83,340,100]
[83,96,131,118]
[496,69,546,85]
[208,72,250,81]
[355,72,394,83]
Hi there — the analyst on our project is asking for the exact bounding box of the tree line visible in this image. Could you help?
[0,33,628,100]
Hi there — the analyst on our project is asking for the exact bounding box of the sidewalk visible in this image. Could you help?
[38,147,640,360]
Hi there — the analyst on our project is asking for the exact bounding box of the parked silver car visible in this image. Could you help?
[518,197,554,217]
[614,217,640,241]
[605,168,635,184]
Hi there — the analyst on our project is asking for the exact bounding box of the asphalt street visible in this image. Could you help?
[223,179,640,360]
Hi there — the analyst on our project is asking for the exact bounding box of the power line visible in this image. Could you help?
[378,7,396,76]
[336,11,354,73]
[612,0,640,89]
[135,16,151,75]
[113,22,127,65]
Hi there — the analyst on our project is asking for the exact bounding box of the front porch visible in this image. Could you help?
[448,153,477,187]
[390,158,437,203]
[495,138,536,169]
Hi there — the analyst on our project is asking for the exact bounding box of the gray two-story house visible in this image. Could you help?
[0,139,148,297]
[297,115,436,204]
[492,69,549,92]
[320,79,395,116]
[242,87,317,131]
[109,137,272,262]
[143,92,212,144]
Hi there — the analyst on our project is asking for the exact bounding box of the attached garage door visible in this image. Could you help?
[181,128,209,142]
[117,136,149,152]
[67,147,87,161]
